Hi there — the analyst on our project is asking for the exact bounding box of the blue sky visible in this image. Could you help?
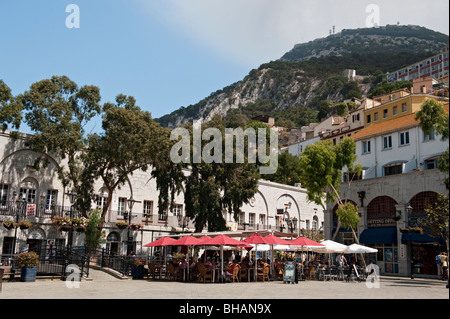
[0,0,449,131]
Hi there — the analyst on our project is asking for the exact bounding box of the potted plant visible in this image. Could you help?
[52,216,72,231]
[392,215,401,221]
[130,223,142,231]
[2,220,17,230]
[17,251,40,282]
[115,221,129,229]
[72,217,88,233]
[18,221,32,230]
[409,226,424,234]
[131,258,145,279]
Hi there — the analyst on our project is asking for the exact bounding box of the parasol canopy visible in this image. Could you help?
[263,234,292,246]
[288,236,325,249]
[202,234,247,247]
[345,243,378,254]
[242,232,272,244]
[312,240,348,253]
[172,235,201,246]
[143,236,178,247]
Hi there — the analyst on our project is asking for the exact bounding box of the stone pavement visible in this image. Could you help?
[1,268,448,300]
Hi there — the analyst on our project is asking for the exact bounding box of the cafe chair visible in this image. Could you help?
[167,263,183,281]
[257,263,270,282]
[239,264,248,282]
[197,264,213,283]
[225,264,240,283]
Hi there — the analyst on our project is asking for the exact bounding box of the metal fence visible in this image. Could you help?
[0,247,90,280]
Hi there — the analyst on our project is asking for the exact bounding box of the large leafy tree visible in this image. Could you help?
[20,76,101,213]
[298,138,362,241]
[0,79,23,136]
[264,152,302,186]
[166,116,260,232]
[85,94,170,229]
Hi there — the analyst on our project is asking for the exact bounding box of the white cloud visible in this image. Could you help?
[139,0,449,67]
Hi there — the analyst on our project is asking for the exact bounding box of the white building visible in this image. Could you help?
[0,130,323,257]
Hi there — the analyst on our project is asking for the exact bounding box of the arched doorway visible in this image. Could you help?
[106,231,120,255]
[406,191,442,276]
[364,196,399,274]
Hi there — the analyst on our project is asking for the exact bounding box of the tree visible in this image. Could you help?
[166,116,260,232]
[20,76,101,214]
[85,94,169,230]
[298,138,362,241]
[264,152,302,186]
[0,79,23,135]
[415,99,449,187]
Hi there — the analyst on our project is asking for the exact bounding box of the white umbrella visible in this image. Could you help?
[313,240,348,253]
[311,240,348,266]
[345,243,378,254]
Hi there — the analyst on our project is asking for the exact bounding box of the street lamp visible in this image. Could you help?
[12,192,26,255]
[65,191,77,252]
[280,202,292,233]
[124,197,140,255]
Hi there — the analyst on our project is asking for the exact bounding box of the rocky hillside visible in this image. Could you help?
[156,25,448,128]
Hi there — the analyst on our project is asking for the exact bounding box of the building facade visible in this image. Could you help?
[0,130,323,258]
[326,97,449,277]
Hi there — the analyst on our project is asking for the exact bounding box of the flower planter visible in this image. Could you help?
[75,227,86,233]
[21,266,38,282]
[19,225,30,230]
[3,222,16,230]
[400,229,409,234]
[60,226,71,232]
[393,216,401,221]
[131,265,145,279]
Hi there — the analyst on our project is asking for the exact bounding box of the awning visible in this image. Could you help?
[401,232,445,245]
[359,227,397,245]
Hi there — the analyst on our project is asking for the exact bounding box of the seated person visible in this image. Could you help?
[226,260,238,276]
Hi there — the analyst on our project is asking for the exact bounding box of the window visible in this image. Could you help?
[383,109,388,118]
[249,213,255,227]
[171,204,183,216]
[0,184,8,206]
[20,188,36,204]
[259,214,265,226]
[423,128,435,141]
[46,190,58,210]
[399,131,410,146]
[143,200,153,219]
[384,164,402,176]
[312,216,319,230]
[352,113,360,122]
[366,114,371,123]
[239,211,245,226]
[305,220,310,230]
[402,103,407,112]
[383,136,392,149]
[374,112,379,121]
[393,106,398,115]
[362,141,371,154]
[425,159,438,170]
[118,197,126,216]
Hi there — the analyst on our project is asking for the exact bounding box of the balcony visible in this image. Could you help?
[0,201,83,219]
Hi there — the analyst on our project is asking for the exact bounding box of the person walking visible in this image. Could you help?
[441,253,448,281]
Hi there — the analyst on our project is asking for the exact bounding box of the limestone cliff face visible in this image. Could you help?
[156,25,448,128]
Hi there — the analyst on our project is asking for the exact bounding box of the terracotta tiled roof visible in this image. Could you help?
[352,103,449,140]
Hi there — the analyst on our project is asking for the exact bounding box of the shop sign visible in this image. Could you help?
[367,217,396,228]
[26,204,36,217]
